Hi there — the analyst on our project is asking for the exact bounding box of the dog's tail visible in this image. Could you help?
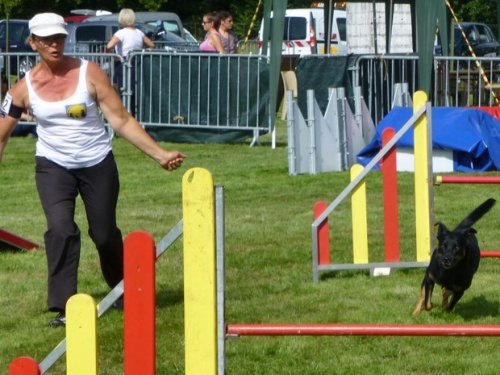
[454,198,496,231]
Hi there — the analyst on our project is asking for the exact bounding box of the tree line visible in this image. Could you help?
[0,0,497,40]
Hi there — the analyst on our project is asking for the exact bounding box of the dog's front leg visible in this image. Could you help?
[413,274,434,315]
[443,289,464,311]
[412,286,426,316]
[423,276,435,310]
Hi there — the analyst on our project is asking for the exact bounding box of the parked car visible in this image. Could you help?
[258,8,347,56]
[453,22,500,57]
[65,20,198,53]
[0,19,35,80]
[84,12,186,41]
[435,22,500,57]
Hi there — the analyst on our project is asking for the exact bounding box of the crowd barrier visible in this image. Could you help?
[349,54,500,124]
[128,51,271,144]
[1,50,271,145]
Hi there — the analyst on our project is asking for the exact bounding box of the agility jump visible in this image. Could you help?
[9,167,500,375]
[311,91,433,282]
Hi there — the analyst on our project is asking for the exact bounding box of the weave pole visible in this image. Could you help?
[227,324,500,337]
[183,168,217,375]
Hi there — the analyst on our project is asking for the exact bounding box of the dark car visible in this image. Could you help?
[453,22,500,57]
[0,19,36,80]
[84,11,186,40]
[65,20,198,53]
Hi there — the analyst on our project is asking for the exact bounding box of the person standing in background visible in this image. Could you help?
[106,8,155,93]
[218,10,238,54]
[199,12,224,53]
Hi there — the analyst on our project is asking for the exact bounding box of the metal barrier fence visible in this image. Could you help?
[64,41,200,54]
[127,51,271,142]
[0,52,120,136]
[2,50,271,143]
[349,54,500,124]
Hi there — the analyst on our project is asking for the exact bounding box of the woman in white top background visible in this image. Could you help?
[106,8,154,59]
[0,12,185,327]
[106,8,155,99]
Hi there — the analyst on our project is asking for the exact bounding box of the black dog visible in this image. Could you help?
[412,198,496,315]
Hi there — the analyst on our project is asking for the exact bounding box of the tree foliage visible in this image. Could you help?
[448,0,497,25]
[0,0,498,40]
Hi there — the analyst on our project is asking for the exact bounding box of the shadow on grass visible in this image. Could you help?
[156,289,184,308]
[320,269,370,281]
[455,296,500,320]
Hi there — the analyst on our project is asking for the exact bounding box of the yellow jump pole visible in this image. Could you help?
[413,91,433,262]
[182,168,217,375]
[351,164,369,263]
[66,294,97,375]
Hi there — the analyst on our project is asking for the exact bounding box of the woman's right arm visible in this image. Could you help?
[210,33,225,53]
[0,81,28,162]
[106,35,120,52]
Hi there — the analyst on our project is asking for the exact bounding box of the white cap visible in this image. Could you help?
[29,13,68,37]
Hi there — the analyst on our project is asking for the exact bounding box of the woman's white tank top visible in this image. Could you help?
[26,59,111,169]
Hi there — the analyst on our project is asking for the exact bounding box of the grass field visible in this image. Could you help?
[1,125,499,374]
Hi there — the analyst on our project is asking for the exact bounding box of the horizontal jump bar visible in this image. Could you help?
[227,324,500,337]
[481,251,500,258]
[435,176,500,185]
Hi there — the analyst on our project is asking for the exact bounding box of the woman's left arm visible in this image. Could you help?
[88,62,185,170]
[143,35,155,49]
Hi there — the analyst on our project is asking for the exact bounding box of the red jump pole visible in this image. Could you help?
[313,201,330,265]
[381,128,400,262]
[435,176,500,185]
[227,324,500,337]
[481,251,500,258]
[124,231,156,375]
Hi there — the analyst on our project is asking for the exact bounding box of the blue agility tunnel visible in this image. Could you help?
[357,107,500,172]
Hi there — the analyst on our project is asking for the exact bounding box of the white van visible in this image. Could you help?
[258,8,347,56]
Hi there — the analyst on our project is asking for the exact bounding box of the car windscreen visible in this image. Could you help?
[75,26,110,42]
[475,24,496,43]
[336,18,346,42]
[0,22,29,45]
[145,21,181,37]
[284,17,307,41]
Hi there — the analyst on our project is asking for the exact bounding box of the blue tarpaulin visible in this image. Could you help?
[357,107,500,172]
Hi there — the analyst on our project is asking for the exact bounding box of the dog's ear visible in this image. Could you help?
[436,222,449,242]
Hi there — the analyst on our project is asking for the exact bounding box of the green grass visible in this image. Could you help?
[0,125,499,374]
